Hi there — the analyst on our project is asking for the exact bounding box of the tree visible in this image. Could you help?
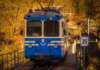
[84,0,96,19]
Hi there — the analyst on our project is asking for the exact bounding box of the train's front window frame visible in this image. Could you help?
[25,21,42,37]
[25,20,64,38]
[44,21,60,37]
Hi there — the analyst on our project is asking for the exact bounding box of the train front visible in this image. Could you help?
[24,9,67,62]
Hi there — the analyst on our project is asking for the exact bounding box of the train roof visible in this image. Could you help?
[24,9,63,22]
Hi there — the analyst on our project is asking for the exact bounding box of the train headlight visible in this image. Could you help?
[32,44,39,46]
[48,44,55,46]
[48,44,58,48]
[50,41,64,43]
[25,41,35,43]
[25,44,39,48]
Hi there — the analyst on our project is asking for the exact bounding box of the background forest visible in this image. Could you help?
[0,0,100,52]
[0,0,100,70]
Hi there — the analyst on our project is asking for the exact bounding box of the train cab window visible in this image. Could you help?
[26,21,42,37]
[44,21,59,37]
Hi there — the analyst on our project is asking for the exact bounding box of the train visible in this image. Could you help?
[24,7,68,62]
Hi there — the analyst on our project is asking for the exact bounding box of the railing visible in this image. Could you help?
[0,50,27,70]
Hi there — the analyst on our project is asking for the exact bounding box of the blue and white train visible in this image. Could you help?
[24,8,67,62]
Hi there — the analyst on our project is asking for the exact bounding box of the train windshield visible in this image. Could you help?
[27,21,42,37]
[44,21,59,37]
[26,21,59,37]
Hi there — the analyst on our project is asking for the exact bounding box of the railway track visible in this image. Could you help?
[31,63,54,70]
[15,46,77,70]
[15,54,76,70]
